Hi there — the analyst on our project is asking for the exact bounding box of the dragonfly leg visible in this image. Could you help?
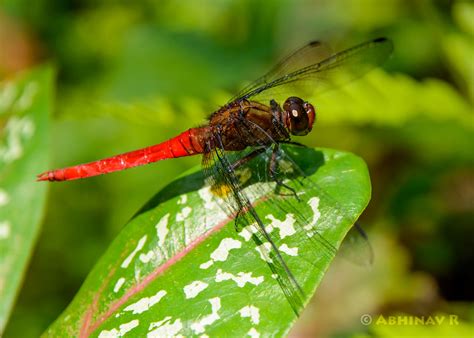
[278,140,307,148]
[269,144,300,201]
[230,147,265,171]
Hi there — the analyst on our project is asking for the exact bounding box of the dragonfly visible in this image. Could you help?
[38,37,393,315]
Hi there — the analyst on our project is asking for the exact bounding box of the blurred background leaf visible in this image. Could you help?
[0,0,472,336]
[0,66,52,333]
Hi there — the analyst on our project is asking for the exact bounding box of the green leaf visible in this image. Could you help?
[0,66,53,332]
[44,147,370,337]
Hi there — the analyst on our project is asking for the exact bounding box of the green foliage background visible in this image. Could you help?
[1,0,473,336]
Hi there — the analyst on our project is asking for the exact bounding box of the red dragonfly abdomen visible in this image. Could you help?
[37,128,207,181]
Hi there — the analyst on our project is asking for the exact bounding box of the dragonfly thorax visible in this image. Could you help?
[283,96,315,136]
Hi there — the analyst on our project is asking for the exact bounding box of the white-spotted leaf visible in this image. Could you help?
[44,147,370,337]
[0,66,52,332]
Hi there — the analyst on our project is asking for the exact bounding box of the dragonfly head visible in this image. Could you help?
[283,96,316,136]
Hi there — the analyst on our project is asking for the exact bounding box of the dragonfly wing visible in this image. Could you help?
[200,121,370,314]
[258,144,374,266]
[201,98,373,313]
[232,38,393,105]
[247,118,373,263]
[202,144,306,314]
[222,115,373,265]
[338,221,374,266]
[229,40,332,103]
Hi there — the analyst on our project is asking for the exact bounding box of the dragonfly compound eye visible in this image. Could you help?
[284,96,312,136]
[304,102,316,132]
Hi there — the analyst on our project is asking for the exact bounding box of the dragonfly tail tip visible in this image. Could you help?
[36,172,51,182]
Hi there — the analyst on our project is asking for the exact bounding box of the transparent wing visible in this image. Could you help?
[259,145,374,266]
[236,117,373,265]
[230,40,332,103]
[201,117,372,314]
[230,37,393,104]
[202,144,307,314]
